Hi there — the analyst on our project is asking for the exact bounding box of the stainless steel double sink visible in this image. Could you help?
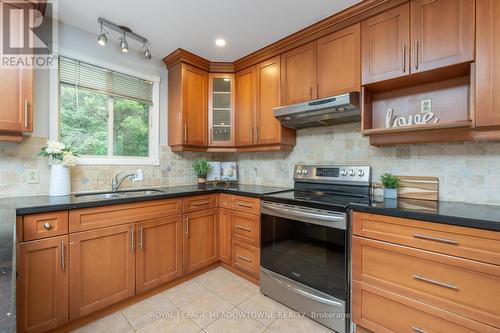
[74,188,165,200]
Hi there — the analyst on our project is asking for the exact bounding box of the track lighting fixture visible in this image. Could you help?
[97,18,152,60]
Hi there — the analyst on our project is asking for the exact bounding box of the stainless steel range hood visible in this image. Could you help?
[273,92,360,129]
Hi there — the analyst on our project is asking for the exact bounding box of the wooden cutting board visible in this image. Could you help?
[396,176,439,201]
[373,176,439,201]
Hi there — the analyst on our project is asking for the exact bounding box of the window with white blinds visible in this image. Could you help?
[55,55,160,165]
[59,56,153,104]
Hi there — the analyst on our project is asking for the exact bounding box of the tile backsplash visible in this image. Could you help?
[2,123,500,205]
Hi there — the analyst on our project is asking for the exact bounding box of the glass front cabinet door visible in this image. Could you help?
[209,73,235,147]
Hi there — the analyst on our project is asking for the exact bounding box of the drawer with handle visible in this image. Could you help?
[23,211,69,241]
[353,212,500,265]
[183,194,217,213]
[352,236,500,328]
[232,239,259,277]
[219,194,232,208]
[352,281,500,333]
[231,196,260,214]
[231,211,260,246]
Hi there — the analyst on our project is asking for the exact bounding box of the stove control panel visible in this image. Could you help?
[294,165,371,185]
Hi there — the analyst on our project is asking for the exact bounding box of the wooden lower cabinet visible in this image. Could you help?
[353,282,499,333]
[69,224,135,320]
[17,236,68,333]
[136,216,183,293]
[352,212,500,333]
[231,239,259,277]
[219,208,232,265]
[183,209,219,273]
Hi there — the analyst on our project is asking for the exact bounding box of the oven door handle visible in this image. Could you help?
[262,202,345,223]
[263,269,344,307]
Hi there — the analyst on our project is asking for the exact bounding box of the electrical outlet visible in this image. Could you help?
[421,99,432,113]
[26,169,39,184]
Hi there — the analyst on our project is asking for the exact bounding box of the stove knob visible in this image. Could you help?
[341,169,348,176]
[358,169,365,177]
[302,169,309,175]
[349,169,356,176]
[296,169,302,175]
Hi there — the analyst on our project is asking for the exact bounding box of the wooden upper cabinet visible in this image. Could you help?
[281,41,318,104]
[69,224,135,320]
[255,56,283,145]
[362,3,410,84]
[182,64,208,146]
[183,209,218,274]
[410,0,474,74]
[17,236,68,333]
[475,0,500,128]
[168,62,208,151]
[209,73,235,147]
[136,216,183,293]
[317,23,361,97]
[235,66,256,146]
[0,2,33,141]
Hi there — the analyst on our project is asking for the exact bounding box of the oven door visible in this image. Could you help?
[260,201,347,301]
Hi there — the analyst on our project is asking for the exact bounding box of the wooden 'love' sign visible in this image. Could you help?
[385,108,439,128]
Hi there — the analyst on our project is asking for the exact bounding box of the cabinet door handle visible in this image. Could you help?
[192,200,210,206]
[413,234,458,245]
[402,43,407,72]
[236,225,252,232]
[414,39,419,70]
[236,202,252,208]
[131,227,135,253]
[309,87,313,100]
[43,222,53,230]
[139,225,143,250]
[185,217,189,237]
[237,255,252,262]
[24,99,29,128]
[413,274,458,290]
[316,84,319,99]
[251,127,254,143]
[256,126,260,142]
[60,240,65,272]
[412,326,429,333]
[183,124,188,143]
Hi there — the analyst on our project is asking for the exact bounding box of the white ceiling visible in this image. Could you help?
[52,0,361,62]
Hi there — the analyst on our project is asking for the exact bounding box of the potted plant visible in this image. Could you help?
[192,158,212,188]
[379,173,400,199]
[38,140,78,196]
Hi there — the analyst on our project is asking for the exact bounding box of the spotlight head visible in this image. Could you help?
[97,33,107,46]
[120,36,128,53]
[143,45,152,60]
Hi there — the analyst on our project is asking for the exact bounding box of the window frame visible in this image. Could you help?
[49,51,160,166]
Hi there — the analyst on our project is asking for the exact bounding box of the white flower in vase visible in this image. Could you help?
[38,140,78,196]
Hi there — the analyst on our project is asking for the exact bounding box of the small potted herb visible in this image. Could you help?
[192,158,212,188]
[380,173,400,199]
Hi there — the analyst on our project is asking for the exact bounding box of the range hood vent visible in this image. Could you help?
[273,92,360,129]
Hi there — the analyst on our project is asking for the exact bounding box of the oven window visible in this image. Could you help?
[261,213,346,300]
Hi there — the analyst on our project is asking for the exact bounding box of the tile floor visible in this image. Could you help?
[72,267,334,333]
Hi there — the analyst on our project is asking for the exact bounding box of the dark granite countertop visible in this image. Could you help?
[0,201,16,333]
[350,197,500,232]
[13,184,290,215]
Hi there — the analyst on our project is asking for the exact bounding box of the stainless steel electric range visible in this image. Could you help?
[260,164,371,333]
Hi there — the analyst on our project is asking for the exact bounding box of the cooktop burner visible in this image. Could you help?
[261,164,372,211]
